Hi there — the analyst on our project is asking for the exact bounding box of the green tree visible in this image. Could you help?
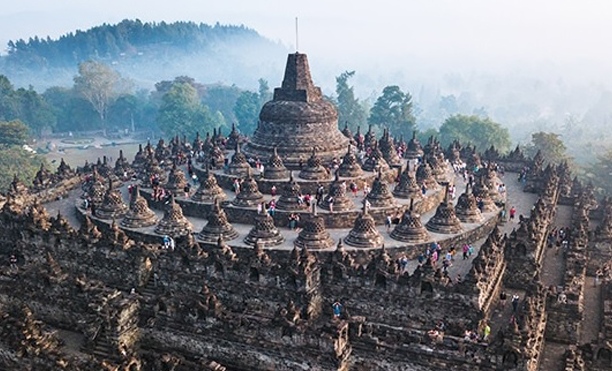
[335,71,367,132]
[258,78,272,103]
[585,149,612,195]
[15,87,57,135]
[438,114,511,152]
[524,132,568,165]
[108,94,140,131]
[73,60,132,133]
[0,147,46,191]
[157,82,221,139]
[43,87,101,132]
[0,120,29,146]
[368,85,416,139]
[233,91,260,134]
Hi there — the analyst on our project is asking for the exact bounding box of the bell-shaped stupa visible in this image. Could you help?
[244,53,349,168]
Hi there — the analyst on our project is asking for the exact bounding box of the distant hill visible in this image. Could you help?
[0,19,288,90]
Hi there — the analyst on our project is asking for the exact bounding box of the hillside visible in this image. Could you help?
[0,19,288,89]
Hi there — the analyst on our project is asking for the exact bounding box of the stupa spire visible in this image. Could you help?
[274,53,322,103]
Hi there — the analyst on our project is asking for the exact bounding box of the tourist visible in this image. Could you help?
[421,184,427,195]
[271,185,277,197]
[316,185,325,203]
[268,199,276,216]
[511,294,520,312]
[499,291,507,309]
[363,183,370,197]
[183,183,191,198]
[327,196,334,213]
[398,255,408,272]
[332,301,342,318]
[288,213,299,230]
[462,244,469,260]
[557,292,567,304]
[482,322,491,342]
[595,269,603,287]
[350,181,358,197]
[191,173,198,185]
[468,244,475,257]
[385,215,392,231]
[510,206,516,221]
[304,193,312,206]
[162,235,170,249]
[233,179,241,194]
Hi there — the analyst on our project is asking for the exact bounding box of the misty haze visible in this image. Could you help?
[0,2,612,371]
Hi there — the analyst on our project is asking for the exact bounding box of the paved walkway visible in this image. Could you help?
[538,204,573,371]
[45,169,538,280]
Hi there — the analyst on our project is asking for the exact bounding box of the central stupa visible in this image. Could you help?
[244,53,349,169]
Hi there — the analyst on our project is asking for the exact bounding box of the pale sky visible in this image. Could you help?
[1,0,611,91]
[1,1,611,66]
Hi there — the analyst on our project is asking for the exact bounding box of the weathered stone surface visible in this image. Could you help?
[198,199,239,243]
[164,162,188,196]
[263,146,290,180]
[121,185,158,228]
[404,131,424,160]
[455,183,483,223]
[276,172,307,211]
[95,179,128,220]
[226,143,252,177]
[294,211,335,250]
[244,210,285,247]
[366,171,396,208]
[425,186,463,234]
[154,195,193,237]
[392,165,421,200]
[318,172,354,212]
[231,170,264,207]
[362,143,390,173]
[390,199,430,243]
[337,145,363,178]
[378,128,401,167]
[344,204,384,248]
[191,167,226,203]
[298,148,331,181]
[244,53,349,168]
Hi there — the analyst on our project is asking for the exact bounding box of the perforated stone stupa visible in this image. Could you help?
[243,52,349,168]
[226,143,251,177]
[318,172,354,212]
[455,183,483,223]
[393,165,421,200]
[95,179,128,220]
[154,195,193,237]
[425,186,463,234]
[243,210,285,247]
[231,170,264,207]
[366,170,396,208]
[276,173,305,211]
[294,210,335,250]
[197,199,239,243]
[337,145,363,178]
[344,204,384,248]
[263,146,289,179]
[390,199,430,243]
[121,185,158,228]
[191,167,226,203]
